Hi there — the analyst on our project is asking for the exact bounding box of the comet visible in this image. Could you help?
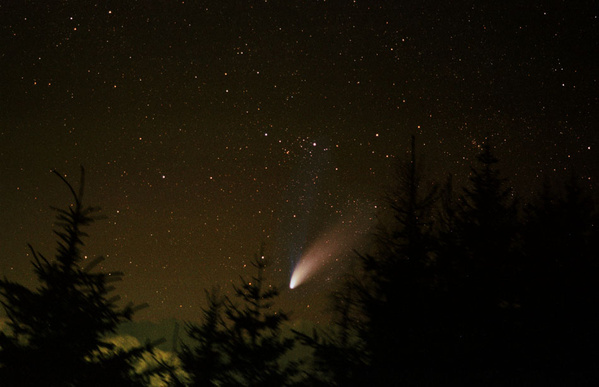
[289,256,317,289]
[289,221,365,289]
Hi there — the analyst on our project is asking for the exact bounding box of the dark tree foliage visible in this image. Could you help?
[182,252,300,386]
[455,144,520,296]
[298,136,445,386]
[354,136,444,385]
[180,290,228,386]
[294,281,366,386]
[0,168,162,387]
[303,141,599,385]
[223,254,300,386]
[439,144,524,383]
[520,175,599,384]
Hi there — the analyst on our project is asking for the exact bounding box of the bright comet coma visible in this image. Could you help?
[289,221,368,289]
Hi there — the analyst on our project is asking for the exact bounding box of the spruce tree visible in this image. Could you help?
[358,136,441,384]
[180,289,228,386]
[181,251,299,386]
[0,168,160,386]
[522,175,599,383]
[458,144,518,257]
[221,253,299,386]
[318,136,443,385]
[447,144,523,382]
[452,144,520,313]
[293,280,366,386]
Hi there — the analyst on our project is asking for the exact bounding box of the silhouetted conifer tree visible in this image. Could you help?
[521,175,599,383]
[0,168,163,387]
[309,136,444,385]
[357,136,443,385]
[294,281,366,386]
[440,144,524,382]
[180,289,228,386]
[182,251,300,386]
[222,253,299,386]
[457,144,519,268]
[297,141,598,385]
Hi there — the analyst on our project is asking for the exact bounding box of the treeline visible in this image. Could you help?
[306,140,599,386]
[1,141,598,386]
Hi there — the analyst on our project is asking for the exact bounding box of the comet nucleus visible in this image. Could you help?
[289,254,320,289]
[289,222,361,289]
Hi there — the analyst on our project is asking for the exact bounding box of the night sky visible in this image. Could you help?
[1,1,597,324]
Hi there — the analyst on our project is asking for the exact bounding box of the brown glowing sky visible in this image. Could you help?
[1,1,596,324]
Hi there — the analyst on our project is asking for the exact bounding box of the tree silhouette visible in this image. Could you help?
[456,144,519,275]
[180,289,228,386]
[435,144,527,383]
[222,253,300,386]
[296,142,598,385]
[520,175,599,383]
[355,136,443,385]
[300,136,445,385]
[0,168,162,386]
[293,280,366,386]
[182,251,300,386]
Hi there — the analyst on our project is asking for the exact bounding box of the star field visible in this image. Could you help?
[1,1,596,323]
